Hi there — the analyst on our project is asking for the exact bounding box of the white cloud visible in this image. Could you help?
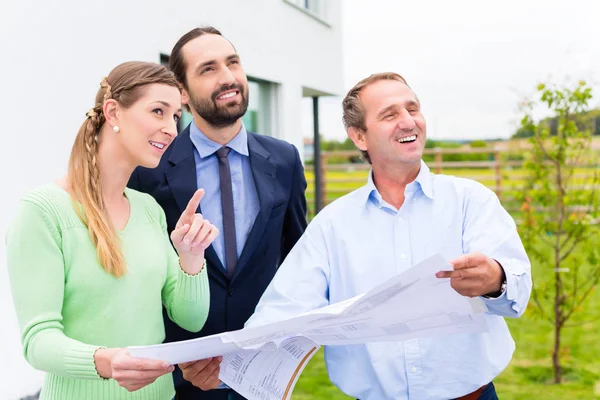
[310,0,600,141]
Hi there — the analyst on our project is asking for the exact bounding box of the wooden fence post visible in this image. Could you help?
[434,148,442,173]
[320,154,328,210]
[494,148,502,201]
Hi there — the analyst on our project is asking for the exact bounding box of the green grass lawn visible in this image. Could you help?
[292,168,600,399]
[304,167,596,219]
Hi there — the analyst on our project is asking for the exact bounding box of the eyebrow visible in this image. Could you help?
[376,100,420,119]
[154,101,182,113]
[195,54,240,72]
[377,104,397,119]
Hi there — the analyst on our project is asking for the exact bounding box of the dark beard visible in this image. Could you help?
[189,83,249,129]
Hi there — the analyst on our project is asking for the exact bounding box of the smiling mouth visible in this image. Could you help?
[149,140,165,150]
[216,90,239,101]
[397,135,417,143]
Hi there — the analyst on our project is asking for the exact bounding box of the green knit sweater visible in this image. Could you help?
[6,184,210,400]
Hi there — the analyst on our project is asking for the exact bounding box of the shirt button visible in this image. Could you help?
[411,367,417,373]
[399,254,406,260]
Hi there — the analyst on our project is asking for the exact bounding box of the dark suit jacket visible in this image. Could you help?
[128,125,307,400]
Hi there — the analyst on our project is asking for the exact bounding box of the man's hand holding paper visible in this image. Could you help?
[435,251,506,298]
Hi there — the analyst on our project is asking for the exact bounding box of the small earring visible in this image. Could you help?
[113,125,120,133]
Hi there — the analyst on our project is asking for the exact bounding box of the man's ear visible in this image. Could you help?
[181,86,190,107]
[347,127,367,152]
[102,99,120,128]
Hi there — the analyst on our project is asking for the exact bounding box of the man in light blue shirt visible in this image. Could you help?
[184,72,531,399]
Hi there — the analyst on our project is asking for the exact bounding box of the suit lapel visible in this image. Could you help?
[232,132,276,281]
[165,126,228,285]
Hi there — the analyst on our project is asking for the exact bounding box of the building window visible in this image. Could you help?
[242,78,277,136]
[284,0,328,23]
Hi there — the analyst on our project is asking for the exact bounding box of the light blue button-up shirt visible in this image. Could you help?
[246,161,532,400]
[189,122,259,270]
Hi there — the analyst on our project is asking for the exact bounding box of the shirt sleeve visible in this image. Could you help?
[245,215,331,328]
[462,185,532,318]
[159,206,210,333]
[6,200,105,379]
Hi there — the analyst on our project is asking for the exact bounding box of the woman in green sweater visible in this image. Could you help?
[6,61,216,399]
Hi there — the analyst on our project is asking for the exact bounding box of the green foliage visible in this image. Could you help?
[320,136,357,151]
[424,138,436,148]
[318,136,497,165]
[518,80,600,383]
[513,125,536,138]
[429,141,490,163]
[469,139,488,148]
[511,105,600,138]
[318,136,364,164]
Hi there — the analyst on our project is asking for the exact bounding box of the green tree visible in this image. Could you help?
[512,107,600,138]
[518,81,600,383]
[469,140,488,148]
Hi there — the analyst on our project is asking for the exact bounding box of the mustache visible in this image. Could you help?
[211,84,244,101]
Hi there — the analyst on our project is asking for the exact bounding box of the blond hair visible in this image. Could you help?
[342,73,409,163]
[68,61,179,277]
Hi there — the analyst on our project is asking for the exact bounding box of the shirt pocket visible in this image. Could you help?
[427,208,465,261]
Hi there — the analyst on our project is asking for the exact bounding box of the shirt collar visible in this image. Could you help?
[189,120,249,158]
[408,160,434,199]
[360,160,435,207]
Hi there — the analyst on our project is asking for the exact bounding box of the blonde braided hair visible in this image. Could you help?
[68,61,179,277]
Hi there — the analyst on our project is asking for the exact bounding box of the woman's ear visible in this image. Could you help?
[103,99,120,129]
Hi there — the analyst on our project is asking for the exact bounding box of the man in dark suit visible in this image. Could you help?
[128,26,307,400]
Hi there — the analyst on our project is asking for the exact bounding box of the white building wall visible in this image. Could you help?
[0,1,343,397]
